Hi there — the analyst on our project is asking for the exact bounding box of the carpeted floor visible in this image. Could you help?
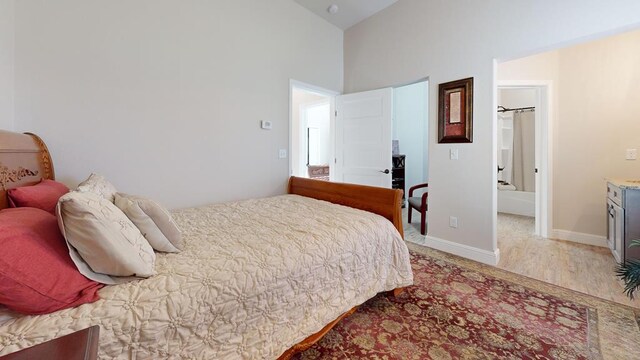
[294,242,640,359]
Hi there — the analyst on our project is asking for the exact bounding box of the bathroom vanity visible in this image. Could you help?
[607,180,640,263]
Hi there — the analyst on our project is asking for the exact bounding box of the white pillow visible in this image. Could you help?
[77,173,118,203]
[57,191,156,284]
[114,193,183,253]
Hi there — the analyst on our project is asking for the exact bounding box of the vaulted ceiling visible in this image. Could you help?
[294,0,398,30]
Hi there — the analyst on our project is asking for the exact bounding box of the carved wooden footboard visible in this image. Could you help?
[280,176,407,359]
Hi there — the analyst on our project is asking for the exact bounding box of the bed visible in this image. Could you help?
[0,130,413,359]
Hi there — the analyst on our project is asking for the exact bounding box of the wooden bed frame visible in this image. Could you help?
[281,176,406,359]
[0,130,55,210]
[0,130,407,360]
[287,176,405,240]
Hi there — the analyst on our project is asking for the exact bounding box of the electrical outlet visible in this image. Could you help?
[449,216,458,228]
[278,149,287,159]
[626,149,637,160]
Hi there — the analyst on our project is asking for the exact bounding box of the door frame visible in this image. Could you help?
[497,81,553,238]
[289,80,339,179]
[392,79,430,193]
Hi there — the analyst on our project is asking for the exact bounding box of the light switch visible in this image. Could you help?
[626,149,637,160]
[261,120,272,130]
[279,149,287,159]
[449,216,458,228]
[450,148,459,160]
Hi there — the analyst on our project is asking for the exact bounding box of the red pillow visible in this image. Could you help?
[0,207,103,315]
[8,179,70,214]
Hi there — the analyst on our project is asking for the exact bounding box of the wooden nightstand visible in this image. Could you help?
[0,326,99,360]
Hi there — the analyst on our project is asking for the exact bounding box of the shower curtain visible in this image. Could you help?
[512,110,535,192]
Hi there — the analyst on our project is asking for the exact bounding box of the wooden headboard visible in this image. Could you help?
[0,130,55,210]
[287,176,404,239]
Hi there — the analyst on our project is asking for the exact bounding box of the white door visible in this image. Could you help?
[334,88,393,188]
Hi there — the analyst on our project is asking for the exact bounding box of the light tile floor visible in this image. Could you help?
[402,208,640,308]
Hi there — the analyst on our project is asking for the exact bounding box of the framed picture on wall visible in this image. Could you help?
[438,77,473,143]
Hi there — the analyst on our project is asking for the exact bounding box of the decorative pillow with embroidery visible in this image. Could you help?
[114,193,182,253]
[76,173,118,203]
[57,191,156,284]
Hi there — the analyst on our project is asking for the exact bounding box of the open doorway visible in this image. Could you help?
[496,81,552,240]
[496,86,548,239]
[289,79,429,226]
[494,28,640,307]
[289,81,337,180]
[393,80,429,235]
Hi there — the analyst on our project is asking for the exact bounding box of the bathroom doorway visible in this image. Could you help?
[496,83,551,238]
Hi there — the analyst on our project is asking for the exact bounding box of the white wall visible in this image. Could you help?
[344,0,640,264]
[498,89,537,110]
[12,0,343,208]
[499,29,640,239]
[393,81,428,195]
[0,0,14,130]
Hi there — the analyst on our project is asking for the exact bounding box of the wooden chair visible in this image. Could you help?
[408,183,428,235]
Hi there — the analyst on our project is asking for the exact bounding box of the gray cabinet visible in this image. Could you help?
[607,181,640,263]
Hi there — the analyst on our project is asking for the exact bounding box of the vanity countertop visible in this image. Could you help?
[607,178,640,189]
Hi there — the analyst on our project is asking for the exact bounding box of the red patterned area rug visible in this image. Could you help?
[294,245,640,360]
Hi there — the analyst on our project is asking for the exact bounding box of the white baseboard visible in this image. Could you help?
[424,235,500,266]
[551,229,607,248]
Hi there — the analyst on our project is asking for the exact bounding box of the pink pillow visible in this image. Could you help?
[0,207,103,315]
[8,179,70,214]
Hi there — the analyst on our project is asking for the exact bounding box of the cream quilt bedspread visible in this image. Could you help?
[0,195,413,359]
